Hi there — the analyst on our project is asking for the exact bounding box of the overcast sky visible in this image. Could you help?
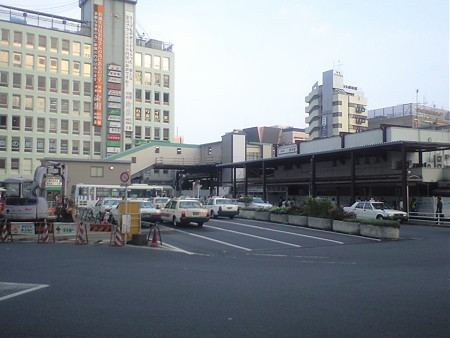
[4,0,449,144]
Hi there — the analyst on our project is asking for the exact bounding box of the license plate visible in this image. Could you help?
[193,212,199,215]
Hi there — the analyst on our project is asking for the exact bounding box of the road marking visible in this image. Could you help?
[0,282,49,302]
[205,225,302,247]
[172,228,252,251]
[215,220,344,244]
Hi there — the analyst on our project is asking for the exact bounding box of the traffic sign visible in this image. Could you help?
[120,171,130,183]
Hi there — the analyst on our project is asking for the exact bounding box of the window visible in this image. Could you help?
[83,102,91,116]
[61,60,69,74]
[83,121,90,135]
[72,121,79,134]
[0,158,4,169]
[94,142,101,156]
[25,74,33,89]
[0,71,7,86]
[50,58,58,72]
[135,52,142,66]
[94,126,101,136]
[12,95,21,109]
[25,54,34,69]
[177,147,182,155]
[11,137,20,152]
[50,78,57,92]
[73,61,81,76]
[38,76,46,91]
[25,96,33,110]
[49,118,57,133]
[135,89,142,102]
[61,119,69,134]
[83,43,91,58]
[1,29,9,45]
[24,137,32,152]
[38,35,46,50]
[12,115,20,130]
[84,82,91,96]
[61,79,69,93]
[49,139,56,153]
[84,63,91,77]
[26,33,34,48]
[73,80,80,95]
[154,56,160,69]
[13,73,21,88]
[0,137,6,151]
[163,110,169,123]
[72,140,79,155]
[155,74,161,86]
[38,56,46,71]
[50,37,58,52]
[36,97,45,112]
[144,54,151,68]
[0,115,6,129]
[163,57,170,71]
[135,71,142,84]
[13,31,22,46]
[135,107,142,120]
[0,93,7,108]
[145,90,151,103]
[135,126,142,138]
[154,128,160,140]
[163,93,169,105]
[50,98,57,113]
[11,158,19,170]
[83,141,90,155]
[37,118,45,132]
[62,39,70,54]
[60,139,68,154]
[154,110,160,122]
[37,138,45,153]
[154,92,160,104]
[144,72,151,85]
[0,50,8,66]
[73,42,81,56]
[72,100,80,115]
[90,166,104,177]
[163,75,170,88]
[163,128,169,141]
[145,108,151,121]
[25,117,33,131]
[145,127,151,139]
[13,52,21,67]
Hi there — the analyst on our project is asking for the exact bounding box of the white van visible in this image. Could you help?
[4,196,49,221]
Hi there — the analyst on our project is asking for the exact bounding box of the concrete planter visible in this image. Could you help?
[333,220,360,235]
[254,211,270,221]
[237,210,256,219]
[360,224,399,240]
[288,215,308,226]
[270,213,288,224]
[308,217,333,230]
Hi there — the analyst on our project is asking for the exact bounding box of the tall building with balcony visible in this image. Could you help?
[305,69,368,140]
[0,0,174,181]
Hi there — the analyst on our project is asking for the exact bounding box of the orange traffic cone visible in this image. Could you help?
[150,228,159,248]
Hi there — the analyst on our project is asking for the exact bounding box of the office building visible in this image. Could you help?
[0,0,174,182]
[305,69,368,140]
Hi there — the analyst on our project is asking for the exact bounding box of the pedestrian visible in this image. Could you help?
[436,197,443,225]
[399,200,404,211]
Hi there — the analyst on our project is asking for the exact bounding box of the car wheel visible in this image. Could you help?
[210,210,217,219]
[376,215,384,220]
[198,222,203,227]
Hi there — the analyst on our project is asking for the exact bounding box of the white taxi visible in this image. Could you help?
[205,197,240,219]
[344,200,408,223]
[161,198,209,227]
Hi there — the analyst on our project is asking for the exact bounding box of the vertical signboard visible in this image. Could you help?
[123,11,134,132]
[93,4,104,127]
[106,64,122,155]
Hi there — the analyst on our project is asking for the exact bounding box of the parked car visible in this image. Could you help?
[150,197,171,209]
[240,197,273,210]
[91,198,121,222]
[343,200,408,223]
[205,197,240,219]
[109,200,161,226]
[160,198,209,227]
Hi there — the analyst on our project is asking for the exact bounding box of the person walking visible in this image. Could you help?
[436,197,443,225]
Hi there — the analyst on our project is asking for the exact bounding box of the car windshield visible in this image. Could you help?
[179,201,202,209]
[155,198,169,203]
[372,202,391,210]
[139,201,154,208]
[253,198,265,203]
[105,199,120,206]
[217,199,233,205]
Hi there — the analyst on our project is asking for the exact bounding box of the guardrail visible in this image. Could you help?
[408,211,449,226]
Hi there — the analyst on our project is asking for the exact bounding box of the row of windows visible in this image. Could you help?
[0,94,92,114]
[0,50,92,76]
[1,29,91,56]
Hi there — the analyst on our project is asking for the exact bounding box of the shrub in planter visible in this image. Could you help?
[308,216,333,230]
[333,219,360,234]
[254,209,270,221]
[358,219,400,240]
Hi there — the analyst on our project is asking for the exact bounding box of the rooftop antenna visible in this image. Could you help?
[334,60,344,72]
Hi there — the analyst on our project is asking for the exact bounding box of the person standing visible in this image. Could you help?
[436,197,443,225]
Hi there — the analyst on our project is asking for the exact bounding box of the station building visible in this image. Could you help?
[0,0,174,182]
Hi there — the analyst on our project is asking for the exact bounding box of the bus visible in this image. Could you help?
[72,183,173,209]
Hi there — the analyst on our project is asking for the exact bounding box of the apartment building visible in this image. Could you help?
[305,69,368,140]
[0,0,174,182]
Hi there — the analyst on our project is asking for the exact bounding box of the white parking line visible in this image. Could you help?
[0,282,49,302]
[204,225,302,248]
[215,220,344,244]
[172,228,252,251]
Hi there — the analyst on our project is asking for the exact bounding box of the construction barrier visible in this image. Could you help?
[110,224,124,247]
[37,222,55,243]
[90,223,112,232]
[75,222,89,245]
[0,220,12,243]
[147,224,162,248]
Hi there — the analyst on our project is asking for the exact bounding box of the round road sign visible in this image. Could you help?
[120,171,130,183]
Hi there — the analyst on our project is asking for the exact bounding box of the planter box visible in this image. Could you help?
[360,224,399,240]
[333,220,360,235]
[237,210,256,219]
[254,211,270,221]
[288,215,308,226]
[308,217,333,230]
[270,213,288,223]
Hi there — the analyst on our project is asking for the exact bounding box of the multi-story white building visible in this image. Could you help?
[0,0,174,182]
[305,69,368,140]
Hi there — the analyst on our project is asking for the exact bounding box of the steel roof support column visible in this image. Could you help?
[351,151,356,203]
[244,163,248,196]
[401,143,408,212]
[262,162,267,201]
[233,166,237,198]
[310,155,316,197]
[216,167,221,196]
[210,168,216,197]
